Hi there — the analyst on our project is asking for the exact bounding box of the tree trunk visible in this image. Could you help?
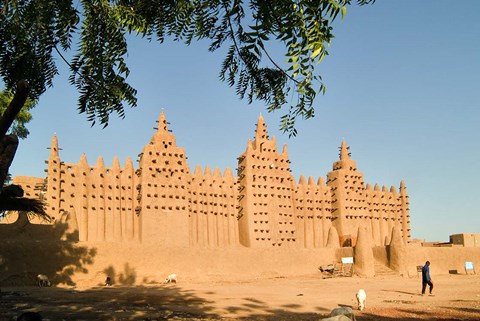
[0,80,48,218]
[0,80,29,188]
[0,134,18,188]
[0,80,30,138]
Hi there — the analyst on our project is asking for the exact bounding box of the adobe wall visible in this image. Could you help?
[0,216,478,286]
[76,243,337,284]
[372,246,389,266]
[189,165,239,247]
[0,240,337,286]
[1,234,479,287]
[450,234,480,247]
[404,244,480,277]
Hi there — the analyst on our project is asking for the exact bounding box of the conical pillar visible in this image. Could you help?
[354,227,375,277]
[388,226,407,276]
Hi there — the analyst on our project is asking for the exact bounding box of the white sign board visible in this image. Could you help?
[465,261,475,271]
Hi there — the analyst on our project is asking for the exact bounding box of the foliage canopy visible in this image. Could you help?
[0,0,374,136]
[0,89,35,139]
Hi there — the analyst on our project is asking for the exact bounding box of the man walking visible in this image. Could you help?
[421,261,434,295]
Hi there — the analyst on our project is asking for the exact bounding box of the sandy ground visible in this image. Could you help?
[1,273,479,321]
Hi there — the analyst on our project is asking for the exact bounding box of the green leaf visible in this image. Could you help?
[311,47,322,59]
[341,6,347,19]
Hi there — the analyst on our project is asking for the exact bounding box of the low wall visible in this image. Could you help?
[1,218,479,286]
[78,243,339,285]
[405,244,480,277]
[0,240,337,287]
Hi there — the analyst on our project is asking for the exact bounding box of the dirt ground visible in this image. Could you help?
[1,273,479,321]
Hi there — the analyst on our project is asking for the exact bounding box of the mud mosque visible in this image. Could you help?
[14,113,411,249]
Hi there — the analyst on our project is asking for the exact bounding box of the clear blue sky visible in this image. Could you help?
[8,1,480,242]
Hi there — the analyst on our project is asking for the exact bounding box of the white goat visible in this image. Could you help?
[36,274,51,287]
[165,273,177,283]
[356,289,367,311]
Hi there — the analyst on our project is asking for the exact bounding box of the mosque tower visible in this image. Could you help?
[326,140,369,245]
[137,112,191,245]
[237,115,297,248]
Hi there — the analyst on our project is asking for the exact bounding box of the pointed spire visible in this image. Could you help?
[194,165,202,176]
[282,144,289,156]
[308,176,315,186]
[213,167,222,178]
[124,157,133,171]
[157,112,169,133]
[224,167,234,181]
[255,114,269,141]
[317,176,325,186]
[366,183,372,190]
[374,183,380,191]
[382,185,388,192]
[400,180,406,191]
[204,165,212,176]
[49,134,59,158]
[112,156,120,170]
[79,153,88,167]
[340,139,350,160]
[390,185,397,193]
[95,156,105,168]
[298,175,306,185]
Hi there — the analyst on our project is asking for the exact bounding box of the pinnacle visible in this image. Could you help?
[49,133,59,158]
[157,112,169,133]
[340,139,350,160]
[255,114,269,141]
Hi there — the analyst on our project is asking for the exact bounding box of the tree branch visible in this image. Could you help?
[258,40,299,85]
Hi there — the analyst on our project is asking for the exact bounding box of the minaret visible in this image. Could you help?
[138,111,190,245]
[237,115,296,248]
[326,139,367,246]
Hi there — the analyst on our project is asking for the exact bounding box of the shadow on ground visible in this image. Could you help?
[0,284,215,320]
[1,286,479,321]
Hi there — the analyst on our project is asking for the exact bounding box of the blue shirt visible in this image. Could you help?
[422,264,431,282]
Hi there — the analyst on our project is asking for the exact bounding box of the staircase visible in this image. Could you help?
[374,261,398,277]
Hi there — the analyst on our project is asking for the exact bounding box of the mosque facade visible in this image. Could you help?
[14,113,411,247]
